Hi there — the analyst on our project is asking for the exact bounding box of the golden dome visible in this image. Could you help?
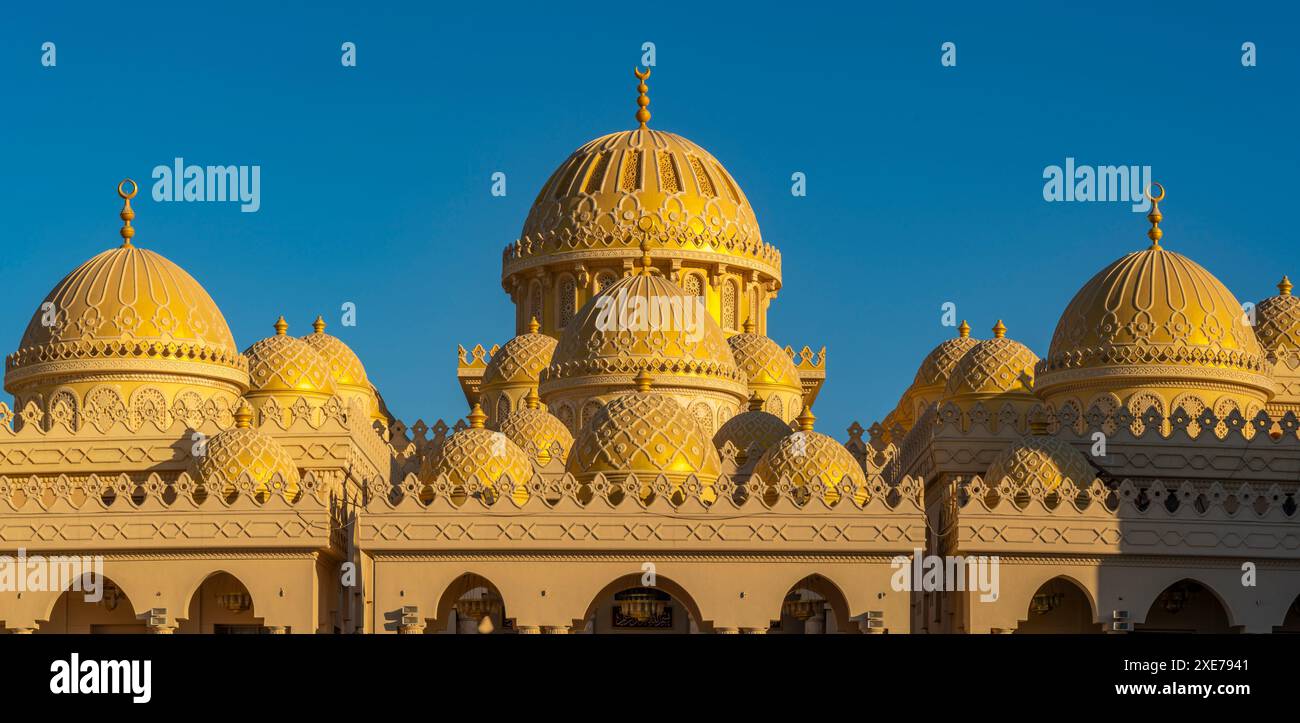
[244,317,336,400]
[566,373,721,485]
[895,320,980,430]
[301,316,384,424]
[482,317,557,389]
[751,407,866,503]
[985,433,1094,492]
[713,393,792,463]
[541,263,746,401]
[194,401,300,500]
[420,403,534,503]
[943,321,1039,401]
[508,127,778,281]
[728,321,804,407]
[5,186,246,398]
[498,389,574,465]
[1255,277,1300,357]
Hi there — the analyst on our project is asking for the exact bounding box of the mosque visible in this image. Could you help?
[1,70,1298,634]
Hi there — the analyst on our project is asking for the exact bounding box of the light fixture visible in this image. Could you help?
[782,590,822,621]
[100,583,121,612]
[614,588,669,622]
[1030,592,1063,615]
[217,592,252,613]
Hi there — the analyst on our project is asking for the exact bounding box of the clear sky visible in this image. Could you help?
[2,1,1296,437]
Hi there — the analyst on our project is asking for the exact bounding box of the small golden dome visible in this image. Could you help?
[751,407,866,501]
[194,401,300,500]
[943,321,1039,400]
[1255,276,1300,357]
[542,270,746,400]
[244,317,336,399]
[727,323,803,399]
[300,316,384,423]
[912,321,980,389]
[509,127,777,280]
[421,403,534,502]
[482,317,558,390]
[497,389,574,464]
[713,394,792,463]
[566,381,721,485]
[985,434,1094,492]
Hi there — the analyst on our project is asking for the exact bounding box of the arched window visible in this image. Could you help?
[528,281,543,328]
[682,272,703,300]
[721,280,738,331]
[596,272,617,293]
[558,275,577,329]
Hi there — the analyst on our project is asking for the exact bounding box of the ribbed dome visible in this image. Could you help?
[508,128,778,281]
[244,317,336,400]
[498,390,574,464]
[541,269,745,400]
[985,434,1094,492]
[566,381,721,485]
[1037,247,1271,403]
[482,319,557,389]
[6,244,247,393]
[751,409,866,503]
[194,402,299,500]
[300,316,383,424]
[943,322,1039,401]
[421,404,534,503]
[713,395,792,463]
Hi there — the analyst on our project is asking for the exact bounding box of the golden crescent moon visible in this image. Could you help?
[117,179,138,200]
[634,67,651,81]
[1146,182,1165,203]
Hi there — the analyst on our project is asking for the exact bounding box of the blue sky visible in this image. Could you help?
[2,1,1296,437]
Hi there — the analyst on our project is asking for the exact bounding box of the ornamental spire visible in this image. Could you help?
[1146,182,1166,249]
[117,179,138,247]
[467,402,487,429]
[796,404,816,432]
[634,370,654,392]
[312,315,326,334]
[1279,276,1292,297]
[993,320,1007,339]
[274,316,288,335]
[958,320,970,338]
[634,67,651,128]
[234,400,254,429]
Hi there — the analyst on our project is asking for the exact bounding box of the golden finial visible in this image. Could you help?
[1146,182,1165,249]
[1279,276,1293,297]
[796,405,816,432]
[467,402,487,429]
[747,392,764,412]
[743,318,756,334]
[634,67,651,128]
[117,179,138,247]
[312,315,326,334]
[234,400,254,429]
[527,317,541,334]
[638,239,654,274]
[958,320,970,338]
[633,370,654,392]
[992,320,1007,339]
[525,387,541,410]
[273,316,288,335]
[1028,414,1050,436]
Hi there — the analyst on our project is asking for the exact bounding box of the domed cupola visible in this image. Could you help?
[420,402,535,504]
[194,400,300,501]
[727,320,804,423]
[1034,186,1273,420]
[4,180,248,431]
[892,320,980,435]
[540,242,747,435]
[300,316,385,428]
[942,321,1040,406]
[1255,275,1300,414]
[565,372,722,495]
[751,406,867,504]
[478,317,558,428]
[713,392,794,469]
[983,421,1097,500]
[243,317,336,421]
[497,388,574,465]
[503,69,780,340]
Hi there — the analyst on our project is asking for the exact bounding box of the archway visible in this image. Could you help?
[37,575,144,634]
[433,573,509,634]
[1274,594,1300,633]
[577,574,705,634]
[771,574,856,634]
[178,572,267,634]
[1135,579,1233,633]
[1015,577,1101,633]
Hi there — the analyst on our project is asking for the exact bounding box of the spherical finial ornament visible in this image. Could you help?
[312,315,326,334]
[117,179,139,247]
[273,316,289,335]
[638,238,654,273]
[527,317,541,334]
[993,320,1007,339]
[634,67,652,128]
[958,320,971,338]
[234,400,255,429]
[1146,182,1166,249]
[467,402,488,429]
[796,404,816,432]
[1279,276,1293,297]
[633,370,654,392]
